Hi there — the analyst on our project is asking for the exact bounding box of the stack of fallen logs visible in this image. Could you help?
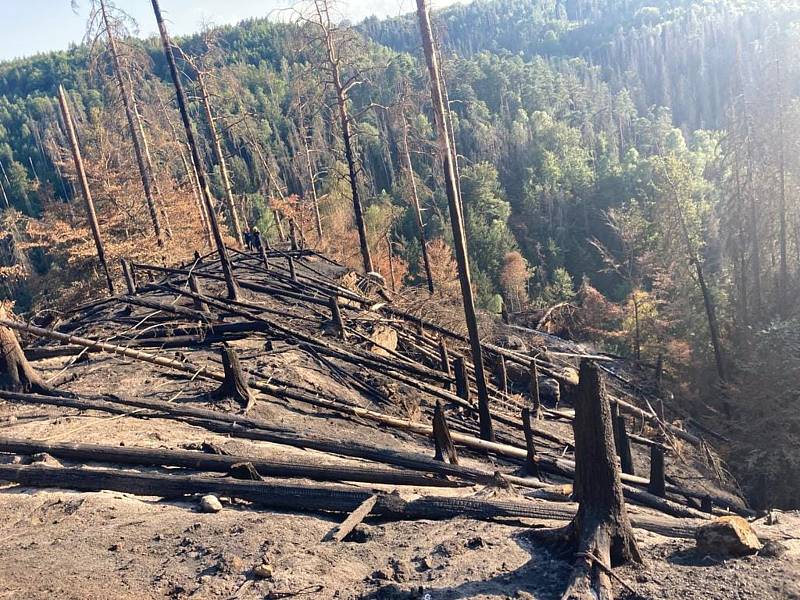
[0,245,751,598]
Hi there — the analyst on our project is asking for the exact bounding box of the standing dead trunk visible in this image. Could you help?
[401,116,434,294]
[535,360,641,600]
[150,0,239,301]
[0,307,54,395]
[196,68,245,247]
[99,0,164,247]
[129,73,173,238]
[312,0,373,273]
[432,400,458,465]
[57,85,115,295]
[775,56,788,318]
[154,85,212,246]
[297,102,323,240]
[416,0,494,442]
[386,233,397,292]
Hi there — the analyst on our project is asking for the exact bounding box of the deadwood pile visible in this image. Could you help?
[0,243,759,598]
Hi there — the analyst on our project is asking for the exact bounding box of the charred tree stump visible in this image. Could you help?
[438,337,452,390]
[614,415,636,476]
[497,355,509,395]
[433,400,458,465]
[120,258,137,296]
[454,357,470,404]
[522,407,541,478]
[253,229,269,270]
[701,495,713,514]
[329,295,346,341]
[289,219,299,251]
[188,275,209,315]
[648,444,666,498]
[0,307,54,395]
[534,360,641,600]
[288,256,297,282]
[530,360,542,420]
[209,344,253,413]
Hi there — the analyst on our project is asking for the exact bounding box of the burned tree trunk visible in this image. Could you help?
[209,344,253,413]
[0,307,54,395]
[99,0,165,247]
[432,400,458,465]
[536,360,641,600]
[150,0,239,300]
[196,68,245,247]
[154,84,212,246]
[416,0,494,442]
[57,85,115,295]
[401,115,434,294]
[522,407,540,478]
[129,73,173,239]
[311,0,374,274]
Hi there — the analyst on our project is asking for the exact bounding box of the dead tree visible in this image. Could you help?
[210,344,254,412]
[150,0,239,300]
[432,400,458,464]
[416,0,494,442]
[57,85,115,295]
[0,307,54,395]
[290,90,324,240]
[184,46,244,247]
[96,0,165,246]
[399,103,434,293]
[300,0,374,274]
[521,407,540,478]
[129,72,173,238]
[537,360,641,600]
[154,84,212,246]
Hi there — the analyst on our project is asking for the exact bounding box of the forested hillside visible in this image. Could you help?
[2,0,800,506]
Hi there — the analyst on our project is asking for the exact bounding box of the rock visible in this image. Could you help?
[466,536,486,549]
[494,335,527,352]
[199,495,223,513]
[560,367,579,386]
[370,325,398,356]
[759,540,788,558]
[29,452,62,467]
[252,563,273,579]
[539,377,560,405]
[696,516,762,557]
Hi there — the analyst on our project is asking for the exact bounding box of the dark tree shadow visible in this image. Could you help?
[361,529,572,600]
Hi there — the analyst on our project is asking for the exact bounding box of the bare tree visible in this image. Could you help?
[416,0,494,441]
[57,85,115,295]
[83,0,166,247]
[177,38,246,247]
[150,0,239,300]
[295,0,374,273]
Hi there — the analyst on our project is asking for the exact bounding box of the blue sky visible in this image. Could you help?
[0,0,462,62]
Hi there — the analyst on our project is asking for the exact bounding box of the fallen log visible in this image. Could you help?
[0,389,521,488]
[0,437,464,488]
[25,332,250,359]
[0,463,702,537]
[0,321,733,517]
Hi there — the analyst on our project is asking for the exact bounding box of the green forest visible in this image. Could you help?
[2,0,800,506]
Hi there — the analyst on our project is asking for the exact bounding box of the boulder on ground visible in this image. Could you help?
[370,325,398,356]
[199,494,223,513]
[696,515,762,557]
